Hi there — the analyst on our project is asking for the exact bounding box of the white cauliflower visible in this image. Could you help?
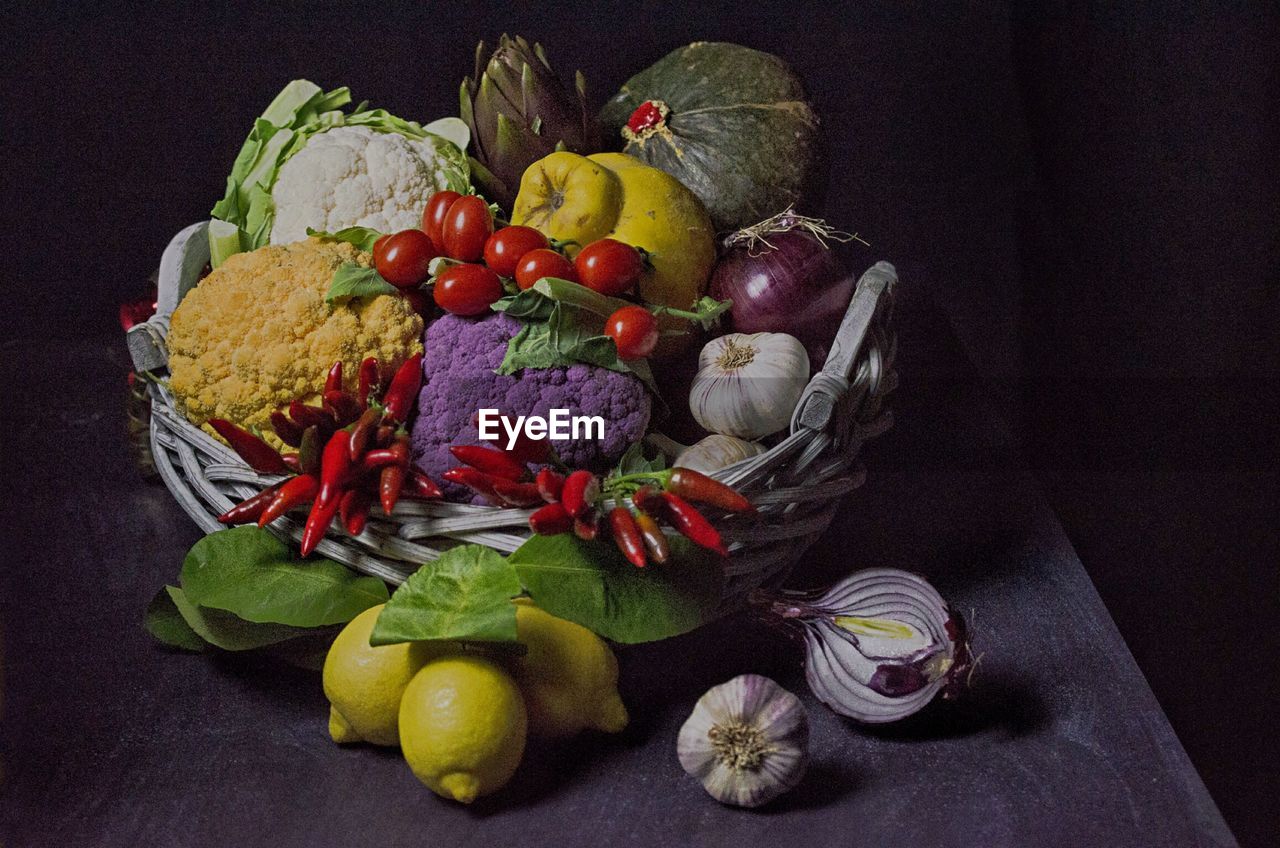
[270,126,454,244]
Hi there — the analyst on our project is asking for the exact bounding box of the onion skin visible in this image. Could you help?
[753,569,971,724]
[710,230,855,369]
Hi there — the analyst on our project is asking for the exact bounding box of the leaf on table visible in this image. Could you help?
[144,586,206,652]
[370,544,521,646]
[180,526,388,628]
[509,534,724,643]
[163,586,309,651]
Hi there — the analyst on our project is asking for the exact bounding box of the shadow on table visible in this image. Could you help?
[857,671,1049,742]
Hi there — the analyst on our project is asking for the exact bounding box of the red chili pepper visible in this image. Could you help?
[472,412,552,464]
[270,411,304,448]
[207,418,288,474]
[382,353,423,423]
[406,469,443,500]
[289,400,336,433]
[574,509,600,541]
[609,507,647,568]
[300,494,341,556]
[257,474,319,527]
[491,479,543,508]
[380,464,404,514]
[504,429,551,465]
[281,454,301,472]
[361,440,410,471]
[340,488,371,535]
[529,502,573,535]
[535,468,564,503]
[667,468,754,514]
[324,360,344,395]
[661,492,727,556]
[634,511,670,564]
[216,482,283,525]
[450,445,527,481]
[443,467,503,504]
[347,406,382,462]
[631,484,667,517]
[357,357,379,409]
[561,470,599,518]
[318,430,354,506]
[324,390,362,426]
[298,426,323,476]
[375,424,395,448]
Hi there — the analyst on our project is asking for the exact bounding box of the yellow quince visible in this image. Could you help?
[511,151,717,355]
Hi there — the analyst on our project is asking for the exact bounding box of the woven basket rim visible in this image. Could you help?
[128,222,899,610]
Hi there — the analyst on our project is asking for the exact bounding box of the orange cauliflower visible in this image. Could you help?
[167,238,423,449]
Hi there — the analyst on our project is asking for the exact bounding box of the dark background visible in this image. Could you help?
[3,1,1277,844]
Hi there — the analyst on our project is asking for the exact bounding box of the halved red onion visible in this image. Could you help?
[753,568,970,723]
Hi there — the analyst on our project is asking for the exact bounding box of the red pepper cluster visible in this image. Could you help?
[214,354,442,555]
[528,467,754,566]
[444,434,755,567]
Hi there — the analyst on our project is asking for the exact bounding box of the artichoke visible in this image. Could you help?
[460,35,600,210]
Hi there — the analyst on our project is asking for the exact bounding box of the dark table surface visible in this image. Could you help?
[0,286,1237,847]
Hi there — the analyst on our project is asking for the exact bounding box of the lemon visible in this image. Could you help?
[399,656,527,803]
[509,600,629,739]
[322,605,451,747]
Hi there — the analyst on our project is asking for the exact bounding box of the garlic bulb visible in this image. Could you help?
[675,434,767,474]
[753,569,971,724]
[677,674,809,808]
[689,333,810,439]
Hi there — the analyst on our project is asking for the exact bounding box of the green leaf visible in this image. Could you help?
[510,534,724,643]
[163,586,308,651]
[530,277,632,316]
[307,225,384,252]
[180,526,389,627]
[371,545,521,646]
[492,288,555,320]
[325,262,398,303]
[498,321,559,373]
[611,441,667,477]
[144,587,206,651]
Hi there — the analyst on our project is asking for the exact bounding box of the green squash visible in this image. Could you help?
[599,42,821,233]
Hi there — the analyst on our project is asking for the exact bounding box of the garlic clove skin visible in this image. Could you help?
[674,434,768,475]
[678,674,809,808]
[689,332,810,440]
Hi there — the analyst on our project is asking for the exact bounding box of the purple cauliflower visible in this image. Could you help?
[411,312,651,500]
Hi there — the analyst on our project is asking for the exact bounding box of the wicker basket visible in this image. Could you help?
[127,222,897,614]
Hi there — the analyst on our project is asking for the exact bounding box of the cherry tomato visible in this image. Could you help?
[402,287,431,316]
[421,190,462,248]
[575,238,645,296]
[605,305,659,360]
[515,248,576,290]
[372,233,392,266]
[442,195,494,262]
[483,225,549,276]
[433,263,504,316]
[376,229,438,289]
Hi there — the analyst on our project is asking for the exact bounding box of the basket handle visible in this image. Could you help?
[790,260,896,434]
[127,221,211,373]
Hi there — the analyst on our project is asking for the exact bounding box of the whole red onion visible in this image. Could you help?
[710,213,860,369]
